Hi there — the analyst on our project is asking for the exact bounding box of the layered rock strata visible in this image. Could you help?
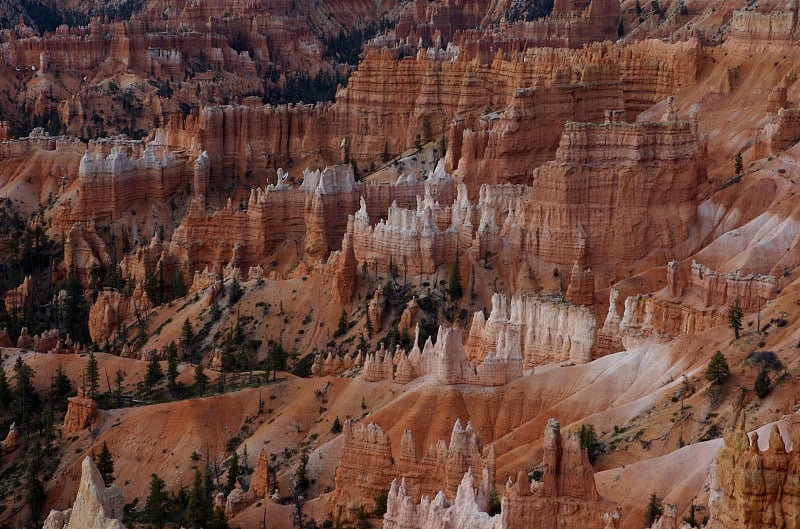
[42,456,124,529]
[383,418,619,529]
[332,419,495,521]
[465,293,597,368]
[88,287,152,345]
[361,326,523,386]
[64,387,98,432]
[708,414,800,529]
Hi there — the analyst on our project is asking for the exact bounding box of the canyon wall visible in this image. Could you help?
[382,418,619,529]
[332,418,495,521]
[465,293,596,368]
[361,325,523,387]
[708,414,800,529]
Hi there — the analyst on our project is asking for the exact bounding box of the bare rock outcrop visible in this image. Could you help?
[332,419,495,521]
[465,293,596,367]
[17,327,34,350]
[88,287,152,345]
[0,328,12,347]
[0,423,23,456]
[362,325,523,386]
[4,275,31,317]
[502,418,619,529]
[64,387,98,432]
[707,414,800,529]
[43,456,124,529]
[63,222,112,287]
[383,418,618,529]
[331,232,357,306]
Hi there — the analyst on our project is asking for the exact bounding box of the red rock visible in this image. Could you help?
[64,387,98,433]
[4,275,30,317]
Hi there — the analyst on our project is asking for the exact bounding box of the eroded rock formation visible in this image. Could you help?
[362,325,523,386]
[4,275,31,317]
[88,287,152,345]
[64,387,98,432]
[43,456,124,529]
[708,414,800,529]
[0,423,22,456]
[465,293,596,367]
[332,418,495,521]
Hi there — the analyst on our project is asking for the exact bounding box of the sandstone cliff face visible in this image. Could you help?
[383,469,502,529]
[64,387,98,433]
[754,108,800,159]
[362,325,523,387]
[727,8,798,50]
[4,275,31,317]
[465,293,597,368]
[0,423,22,456]
[165,165,360,278]
[502,418,619,529]
[708,414,800,529]
[332,419,495,521]
[383,418,619,529]
[88,287,152,345]
[43,456,124,529]
[63,222,112,287]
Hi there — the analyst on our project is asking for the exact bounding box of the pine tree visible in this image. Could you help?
[705,351,731,385]
[86,351,99,399]
[0,368,12,407]
[182,318,195,354]
[335,309,348,338]
[211,507,229,529]
[166,342,179,396]
[226,452,240,493]
[12,356,39,433]
[145,354,163,395]
[365,309,373,338]
[25,465,46,522]
[194,363,208,395]
[114,369,125,407]
[186,470,210,529]
[488,483,501,515]
[96,441,115,485]
[728,298,743,339]
[52,363,72,400]
[754,368,771,399]
[227,278,244,306]
[448,249,463,300]
[645,492,663,527]
[734,152,743,176]
[579,423,601,464]
[331,416,342,434]
[145,474,168,529]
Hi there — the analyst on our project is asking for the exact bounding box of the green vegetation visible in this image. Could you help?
[705,351,730,385]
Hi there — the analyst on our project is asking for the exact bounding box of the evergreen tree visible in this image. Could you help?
[172,271,187,299]
[52,363,72,401]
[488,483,501,515]
[579,423,601,464]
[705,351,731,385]
[617,18,624,38]
[86,351,99,399]
[365,309,373,338]
[186,470,211,529]
[226,452,240,493]
[728,298,743,339]
[166,342,179,396]
[754,368,771,399]
[448,249,463,300]
[331,416,342,434]
[64,270,88,343]
[194,363,208,395]
[266,340,288,381]
[114,369,125,407]
[145,473,168,529]
[734,152,743,176]
[145,354,163,394]
[182,318,195,356]
[0,367,12,407]
[25,465,46,522]
[96,441,115,485]
[227,278,244,306]
[335,309,348,338]
[12,356,39,433]
[211,507,229,529]
[644,492,664,527]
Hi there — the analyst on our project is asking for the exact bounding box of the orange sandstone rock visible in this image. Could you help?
[64,387,98,433]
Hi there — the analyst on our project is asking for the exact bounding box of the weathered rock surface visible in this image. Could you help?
[708,413,800,529]
[42,456,124,529]
[0,423,22,456]
[64,387,98,432]
[362,325,523,386]
[332,418,495,521]
[4,275,31,317]
[466,293,596,367]
[88,287,152,345]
